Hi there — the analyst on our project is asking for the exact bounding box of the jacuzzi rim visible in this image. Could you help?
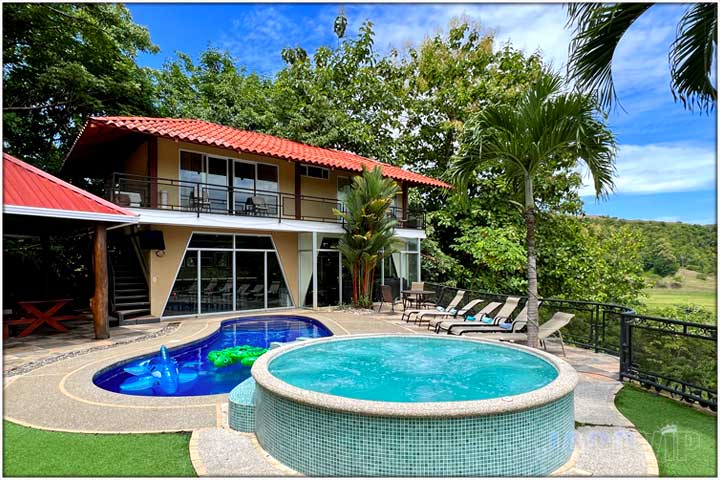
[251,333,578,418]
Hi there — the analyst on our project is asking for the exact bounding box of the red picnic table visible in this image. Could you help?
[7,299,80,337]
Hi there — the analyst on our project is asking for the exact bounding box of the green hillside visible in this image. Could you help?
[587,216,716,275]
[644,268,716,312]
[586,217,716,319]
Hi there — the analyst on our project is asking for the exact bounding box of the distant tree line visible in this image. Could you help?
[588,217,717,276]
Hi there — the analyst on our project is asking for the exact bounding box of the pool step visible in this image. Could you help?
[228,378,256,432]
[228,337,314,433]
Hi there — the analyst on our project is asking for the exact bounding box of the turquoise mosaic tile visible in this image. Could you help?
[254,385,575,476]
[228,378,256,432]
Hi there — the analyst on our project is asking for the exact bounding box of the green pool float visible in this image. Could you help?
[207,345,268,368]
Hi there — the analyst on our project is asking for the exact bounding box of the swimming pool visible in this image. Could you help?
[253,335,578,476]
[93,315,332,397]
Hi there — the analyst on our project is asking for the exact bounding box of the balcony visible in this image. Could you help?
[106,173,425,229]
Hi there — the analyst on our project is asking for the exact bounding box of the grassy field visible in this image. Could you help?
[615,385,717,477]
[643,268,716,312]
[3,421,195,477]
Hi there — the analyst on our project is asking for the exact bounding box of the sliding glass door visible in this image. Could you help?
[164,233,292,317]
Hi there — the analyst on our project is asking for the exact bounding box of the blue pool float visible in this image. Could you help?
[119,345,198,394]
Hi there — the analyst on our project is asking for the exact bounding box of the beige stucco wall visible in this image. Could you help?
[147,225,299,317]
[125,141,149,176]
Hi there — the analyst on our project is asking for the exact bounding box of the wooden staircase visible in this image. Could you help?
[109,235,159,326]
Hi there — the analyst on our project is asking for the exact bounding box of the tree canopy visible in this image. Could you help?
[3,8,698,312]
[2,3,158,172]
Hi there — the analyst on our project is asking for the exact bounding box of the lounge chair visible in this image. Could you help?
[432,300,502,332]
[462,311,574,356]
[378,285,402,313]
[402,290,465,323]
[421,298,484,329]
[435,296,520,333]
[448,302,542,336]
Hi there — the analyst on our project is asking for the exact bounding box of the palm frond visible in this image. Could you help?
[669,3,717,113]
[566,3,653,111]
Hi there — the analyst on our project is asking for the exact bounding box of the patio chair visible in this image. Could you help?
[378,285,402,313]
[403,281,425,309]
[420,298,484,329]
[448,301,542,336]
[433,301,503,333]
[462,311,574,356]
[435,296,520,333]
[247,196,269,216]
[402,290,465,323]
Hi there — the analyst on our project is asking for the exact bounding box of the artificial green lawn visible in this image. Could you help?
[3,421,195,477]
[615,385,717,477]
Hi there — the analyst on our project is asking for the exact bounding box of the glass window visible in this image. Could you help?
[384,254,400,299]
[236,252,265,310]
[405,238,419,251]
[180,151,203,181]
[256,164,279,215]
[337,176,353,210]
[234,162,255,190]
[267,253,292,308]
[205,157,228,213]
[234,236,273,250]
[200,251,233,314]
[299,250,313,307]
[180,151,203,208]
[189,234,233,249]
[163,251,198,316]
[316,251,340,307]
[165,233,292,315]
[319,237,339,249]
[298,233,313,251]
[256,164,278,192]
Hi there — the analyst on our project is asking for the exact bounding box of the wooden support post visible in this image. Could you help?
[401,182,409,224]
[148,137,158,208]
[92,224,109,339]
[294,164,302,220]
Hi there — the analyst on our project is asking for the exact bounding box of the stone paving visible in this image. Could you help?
[3,308,658,476]
[3,319,167,373]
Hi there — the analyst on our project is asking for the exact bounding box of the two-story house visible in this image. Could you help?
[63,117,449,322]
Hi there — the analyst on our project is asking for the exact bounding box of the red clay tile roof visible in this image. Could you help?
[78,116,451,188]
[3,152,137,219]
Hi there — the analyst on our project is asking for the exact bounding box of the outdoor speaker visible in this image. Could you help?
[138,230,165,250]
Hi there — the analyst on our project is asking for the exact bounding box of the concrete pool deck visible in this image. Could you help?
[3,308,658,476]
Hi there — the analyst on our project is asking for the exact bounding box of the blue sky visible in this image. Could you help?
[127,3,717,225]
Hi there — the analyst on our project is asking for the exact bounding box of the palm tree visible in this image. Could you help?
[447,71,616,348]
[566,3,717,113]
[334,166,400,307]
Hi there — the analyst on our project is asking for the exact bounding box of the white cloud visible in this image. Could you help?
[578,142,717,196]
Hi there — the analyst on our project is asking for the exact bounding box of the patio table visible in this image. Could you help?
[11,299,80,337]
[401,289,435,309]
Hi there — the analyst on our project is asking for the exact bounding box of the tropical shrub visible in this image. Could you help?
[334,167,400,308]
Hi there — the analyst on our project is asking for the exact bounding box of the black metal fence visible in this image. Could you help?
[620,313,717,409]
[423,282,717,409]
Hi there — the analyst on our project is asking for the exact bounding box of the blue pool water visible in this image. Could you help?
[269,336,558,402]
[94,316,332,397]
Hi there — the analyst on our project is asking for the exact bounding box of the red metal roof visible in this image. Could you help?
[76,116,451,189]
[3,152,137,219]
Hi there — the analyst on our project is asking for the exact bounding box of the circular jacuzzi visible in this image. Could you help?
[251,334,578,476]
